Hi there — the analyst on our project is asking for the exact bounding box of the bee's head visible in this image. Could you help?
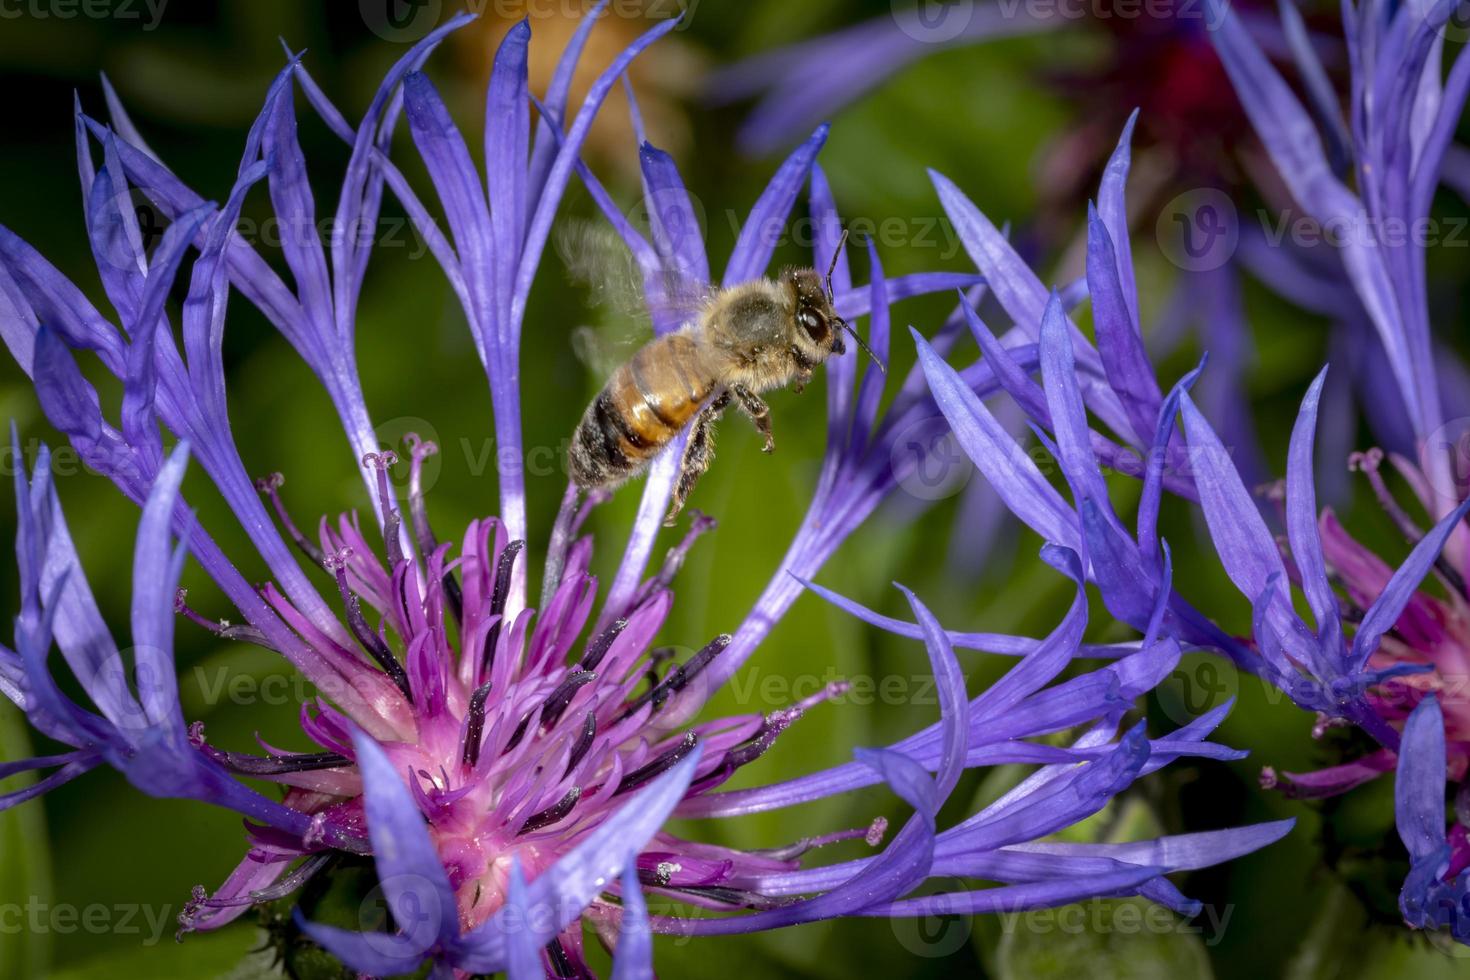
[783,267,845,361]
[781,231,887,373]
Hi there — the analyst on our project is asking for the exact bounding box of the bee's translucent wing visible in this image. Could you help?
[558,220,656,377]
[568,323,639,379]
[555,218,711,352]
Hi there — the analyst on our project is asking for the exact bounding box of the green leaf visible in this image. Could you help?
[1286,877,1470,980]
[42,923,276,980]
[994,897,1214,980]
[0,701,55,977]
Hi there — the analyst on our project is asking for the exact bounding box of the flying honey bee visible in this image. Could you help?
[564,229,883,525]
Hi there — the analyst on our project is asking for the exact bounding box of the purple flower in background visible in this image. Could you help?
[900,0,1470,941]
[0,9,1294,977]
[708,3,1064,158]
[1207,0,1470,473]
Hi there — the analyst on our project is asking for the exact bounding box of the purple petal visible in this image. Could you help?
[638,141,710,285]
[914,326,1077,549]
[516,16,682,313]
[129,443,190,727]
[456,744,702,971]
[1010,820,1295,870]
[864,865,1162,917]
[294,913,431,978]
[1284,368,1340,640]
[928,169,1132,436]
[1039,289,1108,508]
[1095,111,1140,329]
[502,859,545,980]
[962,297,1049,424]
[402,70,494,329]
[1137,358,1204,563]
[724,125,827,286]
[1395,694,1447,862]
[1178,393,1286,603]
[795,575,1130,658]
[262,91,333,345]
[349,728,458,953]
[487,20,531,313]
[900,586,969,798]
[527,0,610,199]
[1086,203,1159,443]
[610,861,652,980]
[851,239,890,440]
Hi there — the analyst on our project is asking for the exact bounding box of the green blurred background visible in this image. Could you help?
[0,1,1468,977]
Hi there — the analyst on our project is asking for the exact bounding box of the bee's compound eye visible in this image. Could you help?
[798,309,825,341]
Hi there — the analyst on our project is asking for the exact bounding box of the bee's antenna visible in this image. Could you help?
[836,317,886,374]
[822,230,884,373]
[823,229,850,302]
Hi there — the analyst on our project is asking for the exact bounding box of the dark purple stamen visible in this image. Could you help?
[639,861,677,887]
[503,711,533,755]
[565,711,596,777]
[329,551,412,702]
[174,590,279,652]
[614,634,729,725]
[518,786,582,835]
[724,711,794,769]
[197,743,350,776]
[364,452,405,569]
[614,731,698,796]
[541,671,596,729]
[577,617,628,671]
[405,435,464,623]
[634,510,716,604]
[660,884,789,910]
[482,540,525,673]
[461,680,494,767]
[546,937,590,979]
[255,473,327,567]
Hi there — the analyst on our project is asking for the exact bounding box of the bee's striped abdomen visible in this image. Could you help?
[569,333,714,488]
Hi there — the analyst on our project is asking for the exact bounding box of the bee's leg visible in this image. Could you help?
[789,346,815,394]
[731,384,775,453]
[664,395,727,527]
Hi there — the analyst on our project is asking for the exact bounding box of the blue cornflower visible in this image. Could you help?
[0,9,1290,976]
